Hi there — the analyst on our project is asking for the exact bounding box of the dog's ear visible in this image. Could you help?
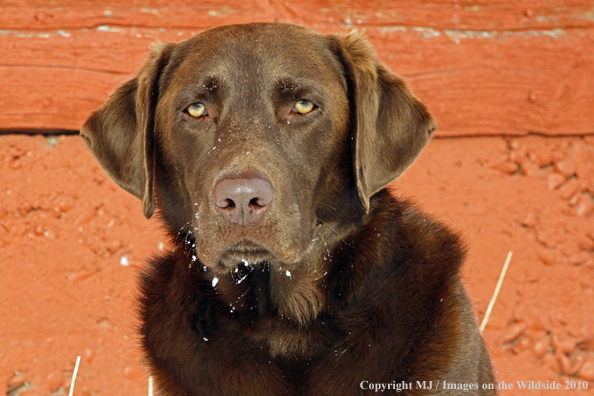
[331,31,435,212]
[80,42,175,219]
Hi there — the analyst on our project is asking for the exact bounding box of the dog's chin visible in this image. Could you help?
[205,239,311,274]
[218,243,275,269]
[197,240,273,273]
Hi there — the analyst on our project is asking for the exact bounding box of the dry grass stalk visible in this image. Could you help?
[479,251,513,334]
[68,356,81,396]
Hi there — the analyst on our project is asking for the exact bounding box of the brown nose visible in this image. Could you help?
[214,177,273,226]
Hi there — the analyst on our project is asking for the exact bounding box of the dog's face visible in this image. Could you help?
[81,23,435,274]
[155,25,351,269]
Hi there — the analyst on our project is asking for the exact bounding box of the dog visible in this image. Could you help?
[81,22,496,395]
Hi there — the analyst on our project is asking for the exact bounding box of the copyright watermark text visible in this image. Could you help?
[359,380,589,392]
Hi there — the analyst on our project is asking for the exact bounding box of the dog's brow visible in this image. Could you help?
[172,75,225,108]
[275,78,296,93]
[273,77,326,98]
[203,76,220,91]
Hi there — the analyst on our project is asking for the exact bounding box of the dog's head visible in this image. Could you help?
[81,23,434,273]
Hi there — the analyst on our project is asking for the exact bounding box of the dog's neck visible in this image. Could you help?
[170,191,392,357]
[193,221,349,326]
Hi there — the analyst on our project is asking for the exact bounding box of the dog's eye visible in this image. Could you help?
[186,103,207,118]
[293,100,315,115]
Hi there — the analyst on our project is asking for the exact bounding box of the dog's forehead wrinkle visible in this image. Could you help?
[175,41,337,98]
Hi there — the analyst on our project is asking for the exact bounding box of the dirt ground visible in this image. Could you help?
[1,133,593,395]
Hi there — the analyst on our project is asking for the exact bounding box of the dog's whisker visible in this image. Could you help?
[314,217,347,246]
[174,221,198,258]
[313,201,337,211]
[173,220,194,249]
[296,219,314,236]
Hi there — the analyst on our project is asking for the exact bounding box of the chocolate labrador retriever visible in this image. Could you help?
[81,22,496,395]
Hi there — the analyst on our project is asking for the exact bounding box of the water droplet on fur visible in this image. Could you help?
[285,270,291,277]
[212,277,219,287]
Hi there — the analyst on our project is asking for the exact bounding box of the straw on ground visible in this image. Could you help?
[68,356,81,396]
[479,251,513,334]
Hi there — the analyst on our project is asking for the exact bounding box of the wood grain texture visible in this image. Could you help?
[1,0,593,30]
[1,0,593,135]
[0,0,277,30]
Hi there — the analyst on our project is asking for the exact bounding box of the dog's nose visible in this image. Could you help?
[214,177,273,226]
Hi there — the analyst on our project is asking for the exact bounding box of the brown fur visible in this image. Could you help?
[81,22,496,395]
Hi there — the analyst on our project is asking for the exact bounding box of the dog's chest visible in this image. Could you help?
[194,275,335,359]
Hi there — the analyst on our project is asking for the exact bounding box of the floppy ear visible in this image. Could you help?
[331,31,436,212]
[80,42,175,219]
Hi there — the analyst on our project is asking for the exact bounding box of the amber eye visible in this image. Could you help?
[186,103,207,118]
[293,100,315,115]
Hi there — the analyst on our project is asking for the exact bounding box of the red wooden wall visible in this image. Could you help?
[1,0,593,136]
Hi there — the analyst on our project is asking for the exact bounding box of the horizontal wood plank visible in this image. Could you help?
[1,20,593,135]
[0,0,277,30]
[1,0,592,31]
[0,65,130,131]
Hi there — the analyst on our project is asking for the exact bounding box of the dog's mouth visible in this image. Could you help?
[217,240,277,270]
